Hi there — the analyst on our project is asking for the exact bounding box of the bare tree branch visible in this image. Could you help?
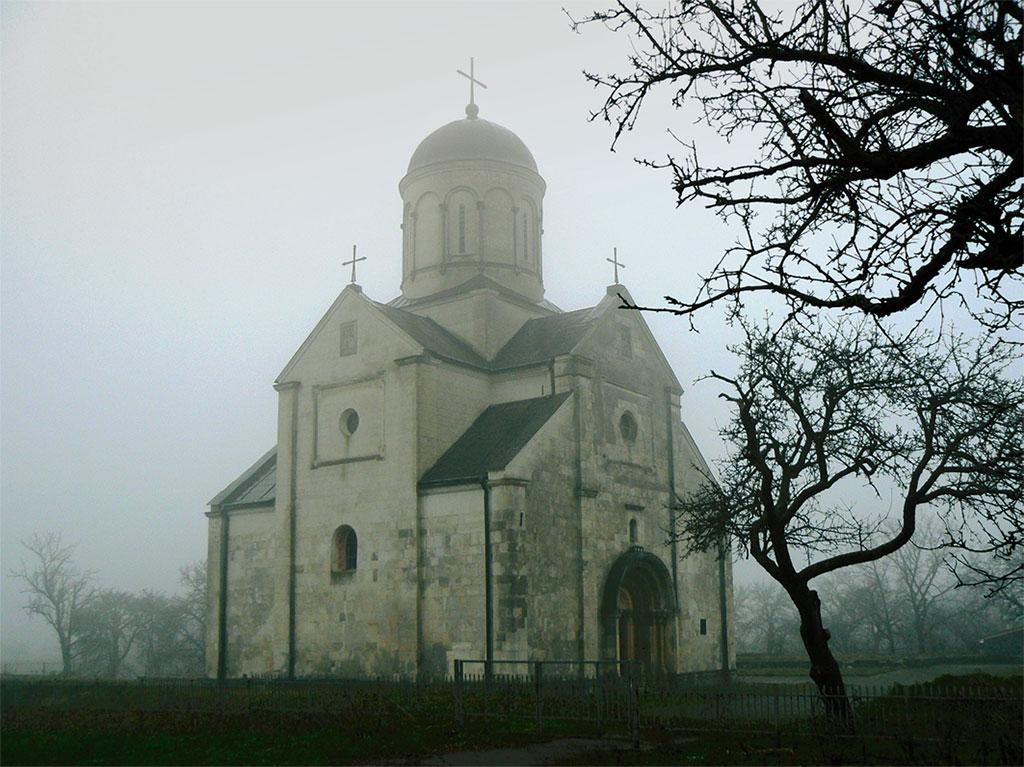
[671,317,1023,718]
[576,0,1023,332]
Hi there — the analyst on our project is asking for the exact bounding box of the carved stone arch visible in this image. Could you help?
[517,197,539,267]
[412,191,442,269]
[402,201,413,273]
[600,547,677,676]
[482,187,514,263]
[443,185,480,206]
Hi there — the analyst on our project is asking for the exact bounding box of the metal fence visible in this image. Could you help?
[451,660,1022,743]
[453,659,642,745]
[3,664,1021,760]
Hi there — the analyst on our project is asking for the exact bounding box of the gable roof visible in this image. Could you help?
[210,447,277,508]
[387,274,562,314]
[491,307,598,369]
[373,303,490,368]
[377,299,601,373]
[419,392,572,487]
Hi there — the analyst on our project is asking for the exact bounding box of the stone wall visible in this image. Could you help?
[418,487,486,677]
[274,290,424,677]
[205,505,278,677]
[503,400,581,661]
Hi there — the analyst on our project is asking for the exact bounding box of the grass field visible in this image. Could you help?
[2,707,580,766]
[2,672,1020,765]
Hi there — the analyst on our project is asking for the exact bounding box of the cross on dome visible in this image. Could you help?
[456,57,487,119]
[606,247,626,284]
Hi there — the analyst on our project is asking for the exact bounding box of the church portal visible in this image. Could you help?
[601,547,677,676]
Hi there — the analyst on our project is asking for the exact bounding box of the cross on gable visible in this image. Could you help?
[456,57,487,118]
[343,244,367,285]
[606,247,626,284]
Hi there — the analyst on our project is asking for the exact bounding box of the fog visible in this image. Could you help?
[8,0,999,671]
[1,1,757,665]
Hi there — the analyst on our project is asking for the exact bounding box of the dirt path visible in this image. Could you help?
[736,662,1021,687]
[415,737,628,766]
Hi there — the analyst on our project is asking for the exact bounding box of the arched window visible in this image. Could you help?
[619,411,638,443]
[332,525,357,573]
[629,518,638,544]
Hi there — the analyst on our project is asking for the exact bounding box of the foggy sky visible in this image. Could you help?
[1,1,762,663]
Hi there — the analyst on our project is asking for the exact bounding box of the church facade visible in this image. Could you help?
[205,96,735,679]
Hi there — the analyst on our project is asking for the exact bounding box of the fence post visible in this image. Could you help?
[627,663,640,750]
[534,661,544,734]
[773,684,781,747]
[453,660,464,730]
[483,660,490,720]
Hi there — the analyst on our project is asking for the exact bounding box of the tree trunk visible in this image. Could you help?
[59,638,72,676]
[792,586,853,728]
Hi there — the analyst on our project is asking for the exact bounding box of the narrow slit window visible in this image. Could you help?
[458,204,466,253]
[522,212,529,262]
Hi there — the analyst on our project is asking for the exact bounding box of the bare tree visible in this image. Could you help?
[573,0,1022,331]
[859,560,901,654]
[133,590,200,677]
[177,560,206,673]
[944,497,1024,602]
[891,526,953,654]
[735,581,801,654]
[672,319,1023,721]
[77,589,147,678]
[10,532,94,674]
[820,560,902,654]
[937,572,1019,651]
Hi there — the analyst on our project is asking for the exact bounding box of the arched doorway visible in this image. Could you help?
[601,547,677,677]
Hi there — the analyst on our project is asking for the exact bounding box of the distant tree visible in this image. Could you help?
[177,560,207,674]
[891,526,953,654]
[10,532,94,674]
[671,319,1023,721]
[132,591,186,676]
[131,563,206,677]
[77,589,146,678]
[937,574,1020,651]
[816,566,900,654]
[735,582,800,654]
[944,502,1024,604]
[850,560,901,654]
[575,0,1022,331]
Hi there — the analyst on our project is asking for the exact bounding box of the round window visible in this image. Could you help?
[619,411,638,443]
[340,409,360,436]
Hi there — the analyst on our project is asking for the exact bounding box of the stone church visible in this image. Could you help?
[205,91,735,680]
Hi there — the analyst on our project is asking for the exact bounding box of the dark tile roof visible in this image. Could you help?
[491,307,598,369]
[374,303,491,369]
[419,392,572,486]
[375,299,599,372]
[210,448,277,508]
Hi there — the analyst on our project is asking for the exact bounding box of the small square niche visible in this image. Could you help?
[339,321,358,357]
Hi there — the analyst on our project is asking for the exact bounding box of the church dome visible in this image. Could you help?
[407,109,537,173]
[399,102,546,305]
